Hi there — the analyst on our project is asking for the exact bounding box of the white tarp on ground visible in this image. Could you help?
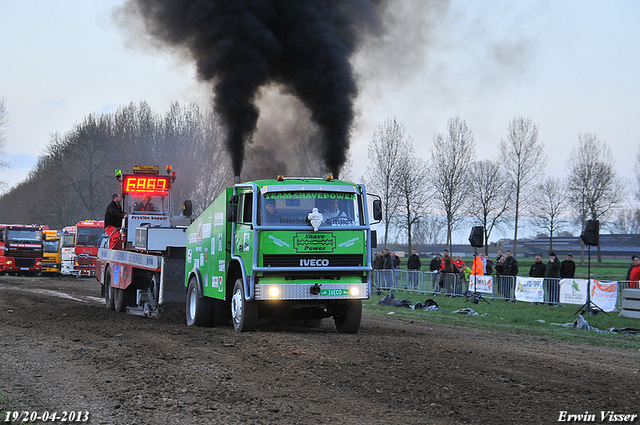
[468,275,493,294]
[514,277,544,303]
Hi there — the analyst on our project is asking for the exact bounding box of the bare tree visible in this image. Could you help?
[530,177,568,252]
[467,160,512,254]
[412,215,447,246]
[635,145,640,202]
[611,207,640,234]
[45,114,115,220]
[566,134,623,262]
[0,97,9,190]
[363,118,411,248]
[499,117,547,255]
[391,143,430,252]
[431,117,475,252]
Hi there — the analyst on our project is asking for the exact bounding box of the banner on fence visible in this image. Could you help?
[514,277,544,303]
[590,280,618,312]
[468,275,492,293]
[559,279,588,305]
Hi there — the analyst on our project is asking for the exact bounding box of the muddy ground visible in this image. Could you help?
[0,275,639,424]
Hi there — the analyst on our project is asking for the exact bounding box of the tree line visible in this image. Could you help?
[0,101,350,230]
[0,102,235,228]
[363,117,634,262]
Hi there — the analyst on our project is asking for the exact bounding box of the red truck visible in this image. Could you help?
[71,220,104,277]
[0,224,45,275]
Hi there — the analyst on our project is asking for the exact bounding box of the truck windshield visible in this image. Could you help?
[129,193,169,214]
[61,233,75,247]
[75,228,104,247]
[259,192,361,227]
[44,240,60,253]
[6,229,42,243]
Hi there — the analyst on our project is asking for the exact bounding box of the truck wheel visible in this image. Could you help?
[334,300,362,334]
[104,269,115,311]
[231,278,258,332]
[186,276,213,326]
[114,287,129,313]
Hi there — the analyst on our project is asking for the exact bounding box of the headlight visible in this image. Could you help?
[350,287,360,297]
[268,286,280,298]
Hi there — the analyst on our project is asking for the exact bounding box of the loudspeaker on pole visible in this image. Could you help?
[580,219,600,246]
[469,226,484,248]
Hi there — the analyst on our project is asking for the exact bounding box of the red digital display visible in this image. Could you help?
[123,175,170,194]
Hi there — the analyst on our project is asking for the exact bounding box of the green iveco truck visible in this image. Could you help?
[185,176,381,333]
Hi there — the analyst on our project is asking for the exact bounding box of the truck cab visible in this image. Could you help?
[71,220,104,277]
[60,226,76,275]
[0,224,44,275]
[185,176,381,333]
[42,229,62,275]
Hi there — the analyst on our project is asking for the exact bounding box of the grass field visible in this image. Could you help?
[364,287,640,351]
[371,257,640,350]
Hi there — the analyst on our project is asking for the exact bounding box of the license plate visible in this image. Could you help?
[320,288,349,296]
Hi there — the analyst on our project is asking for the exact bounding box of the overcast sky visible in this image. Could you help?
[1,0,639,229]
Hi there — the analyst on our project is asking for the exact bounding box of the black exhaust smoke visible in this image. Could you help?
[120,0,384,177]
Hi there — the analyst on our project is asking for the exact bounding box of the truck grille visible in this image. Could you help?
[262,254,364,268]
[16,258,36,268]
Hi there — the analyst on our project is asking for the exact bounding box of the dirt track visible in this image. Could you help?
[1,275,639,424]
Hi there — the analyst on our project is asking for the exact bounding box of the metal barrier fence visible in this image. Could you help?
[372,270,636,310]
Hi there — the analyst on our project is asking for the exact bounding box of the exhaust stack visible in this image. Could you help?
[235,175,240,184]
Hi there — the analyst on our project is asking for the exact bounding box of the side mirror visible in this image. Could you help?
[182,200,193,217]
[372,199,382,222]
[371,230,377,248]
[227,195,238,222]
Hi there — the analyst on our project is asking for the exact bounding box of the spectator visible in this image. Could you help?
[430,253,441,272]
[104,193,128,250]
[627,255,640,289]
[440,249,452,269]
[381,249,394,290]
[496,249,503,264]
[440,256,459,293]
[625,255,639,281]
[503,250,519,276]
[495,255,506,276]
[545,252,561,304]
[529,255,546,277]
[407,249,422,289]
[373,252,384,293]
[560,253,576,278]
[502,250,519,299]
[469,253,484,293]
[429,253,441,290]
[454,254,465,269]
[391,251,400,285]
[479,252,487,273]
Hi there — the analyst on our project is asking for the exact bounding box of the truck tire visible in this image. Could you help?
[334,300,362,334]
[104,269,115,311]
[231,278,258,332]
[186,276,213,326]
[114,287,131,313]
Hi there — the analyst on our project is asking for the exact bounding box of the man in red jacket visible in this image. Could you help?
[628,255,640,289]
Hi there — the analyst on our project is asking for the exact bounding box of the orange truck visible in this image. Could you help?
[42,229,62,275]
